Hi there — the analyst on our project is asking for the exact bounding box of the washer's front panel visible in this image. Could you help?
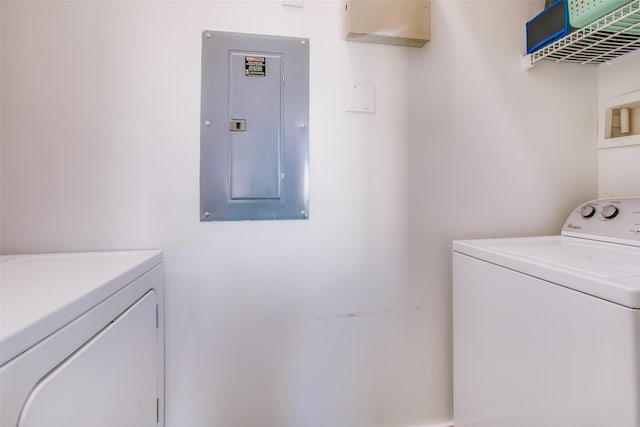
[453,253,640,427]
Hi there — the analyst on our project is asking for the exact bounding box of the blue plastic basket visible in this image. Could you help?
[526,0,570,54]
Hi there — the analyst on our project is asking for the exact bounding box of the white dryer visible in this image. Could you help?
[453,198,640,427]
[0,250,165,427]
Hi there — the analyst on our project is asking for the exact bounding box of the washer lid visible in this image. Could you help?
[453,236,640,309]
[0,250,162,366]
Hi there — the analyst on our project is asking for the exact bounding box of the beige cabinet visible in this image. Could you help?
[345,0,431,47]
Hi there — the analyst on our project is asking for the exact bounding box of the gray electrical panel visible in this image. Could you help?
[200,31,310,221]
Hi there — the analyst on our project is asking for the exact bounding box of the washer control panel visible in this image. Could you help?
[562,197,640,246]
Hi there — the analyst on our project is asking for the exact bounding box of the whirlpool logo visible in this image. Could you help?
[567,223,582,230]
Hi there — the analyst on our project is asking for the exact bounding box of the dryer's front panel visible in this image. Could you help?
[17,290,157,427]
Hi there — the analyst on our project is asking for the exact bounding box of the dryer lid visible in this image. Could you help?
[0,250,162,366]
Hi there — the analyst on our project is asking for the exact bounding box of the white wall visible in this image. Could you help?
[597,49,640,197]
[406,2,598,423]
[0,1,598,427]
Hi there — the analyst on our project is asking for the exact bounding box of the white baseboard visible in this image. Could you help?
[385,420,453,427]
[423,422,454,427]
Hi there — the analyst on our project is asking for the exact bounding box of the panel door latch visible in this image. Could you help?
[229,119,247,131]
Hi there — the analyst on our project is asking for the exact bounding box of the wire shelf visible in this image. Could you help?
[524,0,640,68]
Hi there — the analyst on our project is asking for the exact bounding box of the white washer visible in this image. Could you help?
[0,250,165,427]
[453,197,640,427]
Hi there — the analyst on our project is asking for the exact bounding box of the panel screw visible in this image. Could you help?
[204,211,211,218]
[300,210,306,215]
[300,40,306,46]
[205,32,212,39]
[204,120,211,127]
[299,123,306,129]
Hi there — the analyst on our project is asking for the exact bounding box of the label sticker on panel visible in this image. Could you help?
[245,56,266,76]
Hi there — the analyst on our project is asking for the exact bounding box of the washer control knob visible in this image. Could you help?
[580,204,596,218]
[602,204,619,219]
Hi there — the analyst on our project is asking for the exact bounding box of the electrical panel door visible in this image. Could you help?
[200,31,309,221]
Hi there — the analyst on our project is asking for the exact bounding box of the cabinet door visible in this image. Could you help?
[18,291,157,427]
